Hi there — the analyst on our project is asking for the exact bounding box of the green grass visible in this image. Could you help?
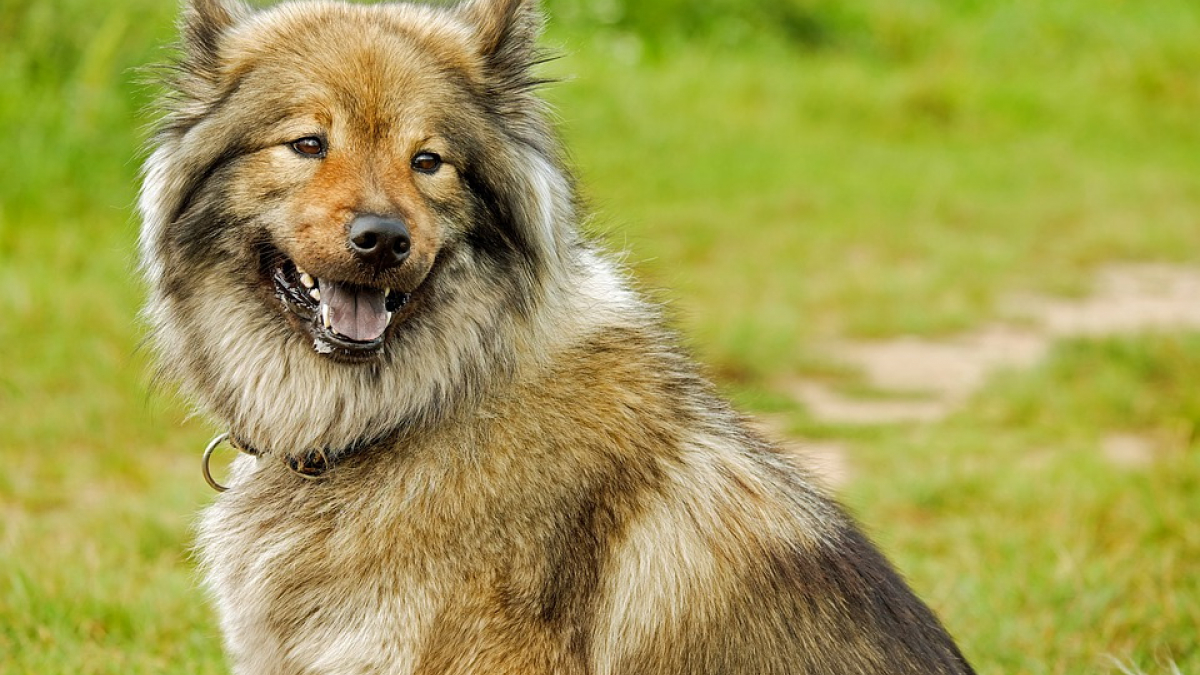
[847,335,1200,672]
[544,7,1200,374]
[2,0,1199,672]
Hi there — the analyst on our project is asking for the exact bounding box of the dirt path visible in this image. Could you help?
[758,264,1200,487]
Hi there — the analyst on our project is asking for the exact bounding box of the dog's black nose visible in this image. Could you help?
[348,214,411,270]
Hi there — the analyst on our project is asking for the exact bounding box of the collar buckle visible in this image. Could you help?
[286,449,330,479]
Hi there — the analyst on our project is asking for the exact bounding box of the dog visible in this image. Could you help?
[139,0,977,672]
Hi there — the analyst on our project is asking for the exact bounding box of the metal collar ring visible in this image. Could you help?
[201,432,233,492]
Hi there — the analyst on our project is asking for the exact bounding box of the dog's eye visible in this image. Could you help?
[411,152,442,174]
[290,137,326,157]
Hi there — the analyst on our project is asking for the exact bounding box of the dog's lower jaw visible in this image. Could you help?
[265,249,418,362]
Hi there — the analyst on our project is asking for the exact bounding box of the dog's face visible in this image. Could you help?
[225,27,463,359]
[141,0,578,451]
[148,0,555,362]
[201,4,513,361]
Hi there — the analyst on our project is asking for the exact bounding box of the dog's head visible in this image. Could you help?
[140,0,585,452]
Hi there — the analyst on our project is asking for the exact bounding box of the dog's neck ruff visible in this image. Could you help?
[201,431,371,492]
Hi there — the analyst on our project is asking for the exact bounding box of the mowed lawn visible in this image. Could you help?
[1,0,1198,673]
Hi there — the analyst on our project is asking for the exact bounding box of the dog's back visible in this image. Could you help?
[142,0,975,672]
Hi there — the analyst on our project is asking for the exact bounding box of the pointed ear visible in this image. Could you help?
[179,0,245,72]
[460,0,544,77]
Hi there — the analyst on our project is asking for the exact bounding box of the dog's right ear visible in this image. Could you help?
[179,0,245,74]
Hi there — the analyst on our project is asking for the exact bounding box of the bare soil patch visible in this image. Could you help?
[781,264,1200,426]
[1100,434,1157,469]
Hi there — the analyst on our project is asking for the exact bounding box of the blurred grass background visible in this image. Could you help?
[2,0,1198,672]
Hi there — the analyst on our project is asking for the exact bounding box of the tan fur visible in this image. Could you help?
[141,1,976,673]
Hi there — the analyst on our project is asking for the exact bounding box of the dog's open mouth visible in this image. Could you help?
[269,257,410,359]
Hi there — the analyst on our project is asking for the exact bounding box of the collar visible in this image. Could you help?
[201,431,332,492]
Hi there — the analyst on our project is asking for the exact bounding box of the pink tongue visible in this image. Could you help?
[320,281,389,342]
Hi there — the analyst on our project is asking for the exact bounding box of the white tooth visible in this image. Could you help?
[310,288,321,301]
[386,311,394,323]
[385,288,392,297]
[296,265,307,277]
[300,273,315,288]
[321,303,331,329]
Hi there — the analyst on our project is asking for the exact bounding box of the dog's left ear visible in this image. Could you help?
[459,0,544,83]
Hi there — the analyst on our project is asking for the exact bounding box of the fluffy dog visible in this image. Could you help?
[139,0,976,672]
